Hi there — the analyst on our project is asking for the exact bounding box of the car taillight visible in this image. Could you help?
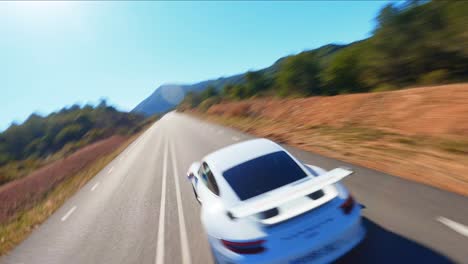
[221,239,266,254]
[340,195,355,214]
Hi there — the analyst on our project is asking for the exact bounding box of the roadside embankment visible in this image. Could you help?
[197,83,468,196]
[0,134,137,255]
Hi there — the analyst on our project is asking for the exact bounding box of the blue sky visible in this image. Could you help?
[1,1,389,130]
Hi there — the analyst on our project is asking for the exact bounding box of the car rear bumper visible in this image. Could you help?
[289,219,365,264]
[212,214,366,264]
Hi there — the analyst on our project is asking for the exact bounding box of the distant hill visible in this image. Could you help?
[132,44,347,116]
[132,74,244,116]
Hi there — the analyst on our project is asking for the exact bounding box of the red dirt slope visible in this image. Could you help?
[208,83,468,137]
[205,83,468,196]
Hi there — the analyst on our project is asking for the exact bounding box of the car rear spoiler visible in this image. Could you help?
[229,167,354,219]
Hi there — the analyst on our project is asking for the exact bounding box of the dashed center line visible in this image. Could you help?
[108,167,114,174]
[61,206,77,222]
[91,182,100,191]
[437,216,468,237]
[170,141,192,264]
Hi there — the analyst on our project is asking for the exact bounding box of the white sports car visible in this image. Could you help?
[187,138,365,264]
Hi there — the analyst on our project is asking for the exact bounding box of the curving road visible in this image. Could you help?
[2,112,467,264]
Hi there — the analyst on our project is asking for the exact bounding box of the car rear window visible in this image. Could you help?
[223,151,307,201]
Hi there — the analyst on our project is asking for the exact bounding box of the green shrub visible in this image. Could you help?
[198,97,221,112]
[53,124,85,146]
[418,69,450,85]
[371,83,398,92]
[438,139,468,154]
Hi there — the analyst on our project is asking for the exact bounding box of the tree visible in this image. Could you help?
[53,124,85,147]
[244,71,269,97]
[98,98,108,109]
[322,47,367,94]
[275,53,322,97]
[230,84,247,100]
[368,1,468,86]
[177,91,202,110]
[221,84,235,99]
[200,86,218,101]
[198,97,221,112]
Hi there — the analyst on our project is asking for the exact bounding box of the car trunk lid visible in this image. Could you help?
[229,167,353,225]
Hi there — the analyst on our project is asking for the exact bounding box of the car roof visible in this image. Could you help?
[203,138,283,173]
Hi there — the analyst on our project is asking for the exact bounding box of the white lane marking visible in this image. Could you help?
[119,156,123,161]
[108,167,114,174]
[170,141,192,264]
[437,216,468,237]
[91,182,100,191]
[155,142,168,264]
[61,206,77,222]
[232,136,240,141]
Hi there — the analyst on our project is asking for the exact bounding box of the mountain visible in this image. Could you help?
[132,44,347,116]
[132,74,244,116]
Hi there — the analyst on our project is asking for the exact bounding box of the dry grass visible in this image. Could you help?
[0,133,141,256]
[208,83,468,137]
[193,84,468,196]
[0,136,127,223]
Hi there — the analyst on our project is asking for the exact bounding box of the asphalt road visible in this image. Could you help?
[2,112,467,264]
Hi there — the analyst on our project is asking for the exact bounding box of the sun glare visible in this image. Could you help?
[7,1,80,27]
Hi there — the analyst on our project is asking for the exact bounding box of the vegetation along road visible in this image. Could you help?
[2,112,467,264]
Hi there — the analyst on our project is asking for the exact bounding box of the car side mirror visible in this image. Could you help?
[187,162,201,179]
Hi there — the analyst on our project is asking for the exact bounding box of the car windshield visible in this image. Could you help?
[223,151,307,200]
